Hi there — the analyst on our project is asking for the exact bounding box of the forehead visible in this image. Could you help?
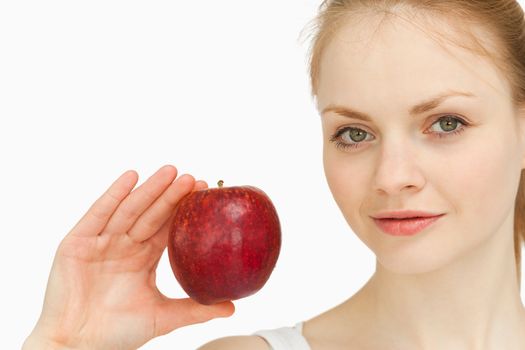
[316,13,510,113]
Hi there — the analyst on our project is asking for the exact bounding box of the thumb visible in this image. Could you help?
[154,297,235,336]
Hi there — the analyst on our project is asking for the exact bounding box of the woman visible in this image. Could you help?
[23,1,525,349]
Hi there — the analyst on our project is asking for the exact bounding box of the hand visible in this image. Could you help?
[24,165,235,350]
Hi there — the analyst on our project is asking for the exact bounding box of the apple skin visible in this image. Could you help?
[167,181,281,305]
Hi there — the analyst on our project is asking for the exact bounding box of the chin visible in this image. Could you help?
[367,229,462,276]
[375,251,451,275]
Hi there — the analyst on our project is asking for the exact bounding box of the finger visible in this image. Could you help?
[69,170,139,237]
[147,179,208,251]
[195,180,208,190]
[102,165,178,236]
[127,173,195,242]
[154,298,235,337]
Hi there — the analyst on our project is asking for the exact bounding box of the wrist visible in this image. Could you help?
[22,332,76,350]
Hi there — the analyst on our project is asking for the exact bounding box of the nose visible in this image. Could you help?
[372,140,426,195]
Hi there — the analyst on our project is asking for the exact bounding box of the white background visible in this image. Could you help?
[2,1,525,349]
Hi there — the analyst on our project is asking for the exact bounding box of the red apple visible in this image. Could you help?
[167,180,281,305]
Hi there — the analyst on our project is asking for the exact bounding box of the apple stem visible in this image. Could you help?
[218,180,224,188]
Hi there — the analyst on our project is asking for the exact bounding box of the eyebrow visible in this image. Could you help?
[321,90,477,121]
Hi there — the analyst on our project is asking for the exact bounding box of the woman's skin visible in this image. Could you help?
[22,165,235,350]
[302,11,525,350]
[23,9,525,350]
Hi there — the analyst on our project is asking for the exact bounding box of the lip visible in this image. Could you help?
[372,214,445,236]
[371,210,444,219]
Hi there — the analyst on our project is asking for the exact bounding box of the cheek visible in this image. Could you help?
[322,144,371,232]
[448,127,521,242]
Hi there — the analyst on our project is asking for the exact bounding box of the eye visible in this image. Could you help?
[428,115,468,138]
[329,115,469,151]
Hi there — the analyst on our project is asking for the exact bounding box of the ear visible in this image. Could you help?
[517,103,525,170]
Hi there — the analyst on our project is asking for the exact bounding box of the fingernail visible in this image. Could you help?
[161,164,177,173]
[179,174,195,182]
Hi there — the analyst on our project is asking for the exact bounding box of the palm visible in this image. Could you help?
[33,166,235,350]
[50,232,164,349]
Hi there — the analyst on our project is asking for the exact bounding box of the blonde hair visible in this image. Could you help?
[301,0,525,288]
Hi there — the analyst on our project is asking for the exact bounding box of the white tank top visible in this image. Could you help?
[252,321,312,350]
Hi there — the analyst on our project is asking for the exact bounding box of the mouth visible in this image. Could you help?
[372,214,445,236]
[371,210,445,220]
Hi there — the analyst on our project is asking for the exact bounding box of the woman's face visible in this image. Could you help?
[317,14,525,274]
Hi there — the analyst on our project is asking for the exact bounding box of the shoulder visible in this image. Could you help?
[197,335,271,350]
